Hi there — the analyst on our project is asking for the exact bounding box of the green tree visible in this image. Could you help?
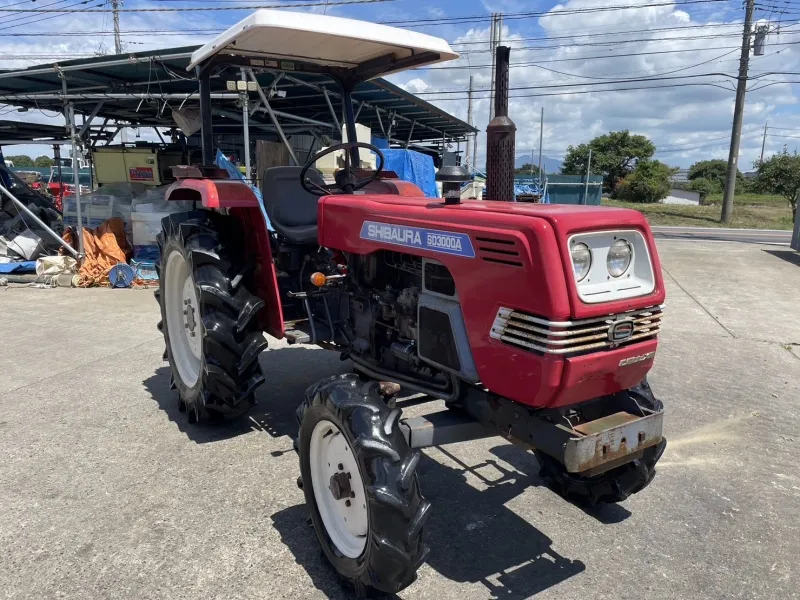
[687,158,743,192]
[688,177,721,201]
[33,155,53,168]
[562,130,655,194]
[514,162,537,175]
[616,160,678,204]
[6,154,34,167]
[755,147,800,222]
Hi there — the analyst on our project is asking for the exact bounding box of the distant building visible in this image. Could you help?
[662,188,700,205]
[671,168,690,183]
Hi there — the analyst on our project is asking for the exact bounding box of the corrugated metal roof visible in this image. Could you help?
[0,46,475,145]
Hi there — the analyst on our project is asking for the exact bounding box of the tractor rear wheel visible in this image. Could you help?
[535,378,667,505]
[155,210,267,423]
[296,374,430,597]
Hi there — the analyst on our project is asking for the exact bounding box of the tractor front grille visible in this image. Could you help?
[490,305,663,355]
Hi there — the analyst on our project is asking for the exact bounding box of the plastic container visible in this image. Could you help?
[131,259,158,281]
[131,211,167,260]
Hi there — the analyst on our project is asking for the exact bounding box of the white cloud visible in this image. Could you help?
[389,0,800,170]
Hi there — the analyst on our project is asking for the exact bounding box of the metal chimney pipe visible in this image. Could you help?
[486,46,516,201]
[494,46,510,118]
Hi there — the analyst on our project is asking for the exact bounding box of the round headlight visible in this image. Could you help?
[607,239,633,277]
[570,242,592,282]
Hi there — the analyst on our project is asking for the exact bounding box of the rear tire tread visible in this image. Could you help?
[156,210,267,424]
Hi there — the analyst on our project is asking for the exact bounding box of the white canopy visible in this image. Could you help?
[188,9,458,78]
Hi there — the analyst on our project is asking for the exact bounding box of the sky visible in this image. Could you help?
[1,0,800,170]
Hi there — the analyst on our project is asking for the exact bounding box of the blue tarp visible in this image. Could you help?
[215,150,272,230]
[381,149,438,198]
[0,261,36,273]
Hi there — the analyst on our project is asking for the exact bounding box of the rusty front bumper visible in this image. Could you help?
[564,410,663,475]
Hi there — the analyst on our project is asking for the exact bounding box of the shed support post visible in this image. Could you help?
[0,184,79,258]
[247,68,299,166]
[198,68,214,164]
[78,101,104,139]
[406,121,416,148]
[323,88,341,134]
[240,68,251,181]
[374,106,386,137]
[61,73,84,257]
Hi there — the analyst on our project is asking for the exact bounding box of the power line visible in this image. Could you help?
[0,0,395,11]
[379,1,731,26]
[525,49,741,80]
[0,0,103,31]
[421,81,737,102]
[449,22,755,46]
[456,31,789,54]
[423,38,800,71]
[0,0,79,25]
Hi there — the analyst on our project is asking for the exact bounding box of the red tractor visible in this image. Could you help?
[156,10,666,597]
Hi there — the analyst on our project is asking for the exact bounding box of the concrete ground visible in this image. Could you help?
[1,240,800,600]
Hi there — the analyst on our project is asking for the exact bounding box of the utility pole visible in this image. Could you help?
[721,0,755,223]
[583,148,592,205]
[489,14,496,121]
[488,13,502,121]
[760,122,768,163]
[537,106,544,179]
[111,0,123,55]
[530,148,534,175]
[466,75,474,169]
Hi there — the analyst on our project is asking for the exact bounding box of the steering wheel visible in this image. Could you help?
[300,141,385,196]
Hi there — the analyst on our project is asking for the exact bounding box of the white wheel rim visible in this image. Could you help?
[309,419,368,559]
[164,249,201,388]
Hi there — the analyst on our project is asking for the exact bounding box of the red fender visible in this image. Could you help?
[165,178,261,208]
[165,177,283,339]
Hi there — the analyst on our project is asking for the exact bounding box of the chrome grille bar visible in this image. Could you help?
[491,305,663,355]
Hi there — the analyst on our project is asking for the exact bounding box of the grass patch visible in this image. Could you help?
[703,192,789,208]
[603,199,795,230]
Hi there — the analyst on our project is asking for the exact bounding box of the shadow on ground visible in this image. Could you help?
[763,248,800,267]
[272,443,596,600]
[143,345,348,444]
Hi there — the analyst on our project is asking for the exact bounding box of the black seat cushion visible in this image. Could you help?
[261,166,324,245]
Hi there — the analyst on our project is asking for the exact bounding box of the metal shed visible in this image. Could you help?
[0,46,475,151]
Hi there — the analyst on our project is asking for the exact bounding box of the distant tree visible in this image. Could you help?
[688,177,721,201]
[616,160,678,204]
[6,154,34,167]
[33,155,53,168]
[755,147,800,222]
[562,130,655,194]
[514,162,537,175]
[687,159,743,192]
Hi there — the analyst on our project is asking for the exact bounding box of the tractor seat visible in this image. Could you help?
[261,166,324,245]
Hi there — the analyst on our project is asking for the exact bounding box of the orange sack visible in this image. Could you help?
[63,217,133,287]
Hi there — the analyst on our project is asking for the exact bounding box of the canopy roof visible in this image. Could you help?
[0,46,474,148]
[0,120,68,143]
[188,9,459,79]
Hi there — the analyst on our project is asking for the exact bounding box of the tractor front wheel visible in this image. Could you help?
[155,210,268,423]
[535,378,667,505]
[296,375,430,597]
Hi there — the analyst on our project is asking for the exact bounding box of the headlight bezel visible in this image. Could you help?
[570,241,592,282]
[566,230,656,304]
[607,239,633,278]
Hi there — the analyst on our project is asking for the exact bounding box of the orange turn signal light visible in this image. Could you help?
[310,272,327,287]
